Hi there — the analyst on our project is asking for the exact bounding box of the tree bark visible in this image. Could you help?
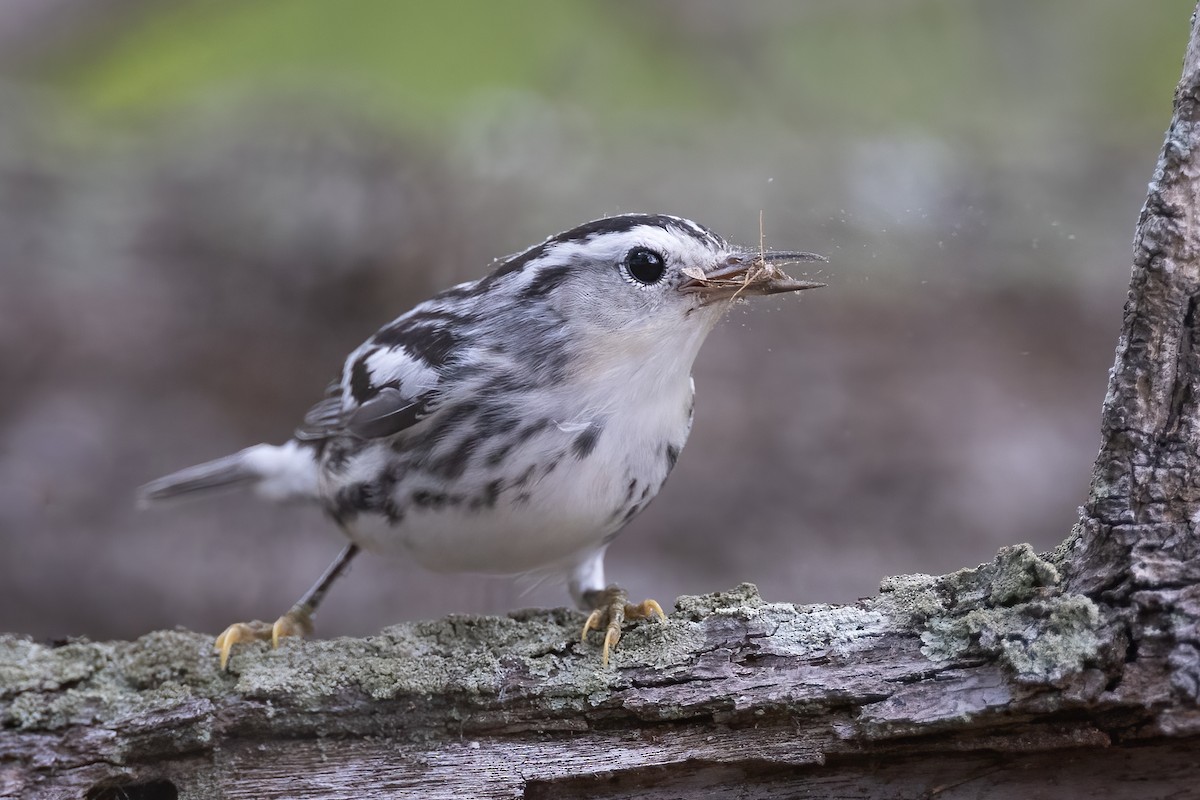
[7,9,1200,800]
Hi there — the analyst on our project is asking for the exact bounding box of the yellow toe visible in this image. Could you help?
[580,609,603,644]
[601,625,621,667]
[580,591,669,666]
[271,606,315,648]
[214,621,269,671]
[627,598,667,622]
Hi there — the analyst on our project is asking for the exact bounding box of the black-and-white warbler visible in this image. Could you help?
[140,213,825,667]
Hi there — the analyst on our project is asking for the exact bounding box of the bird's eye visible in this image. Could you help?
[624,247,667,285]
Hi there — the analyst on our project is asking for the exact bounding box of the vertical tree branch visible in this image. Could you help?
[1069,6,1200,600]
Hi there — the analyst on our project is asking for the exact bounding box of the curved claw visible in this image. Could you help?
[601,624,621,667]
[580,609,603,643]
[214,621,270,671]
[214,606,315,671]
[579,586,669,666]
[629,598,667,623]
[271,605,315,648]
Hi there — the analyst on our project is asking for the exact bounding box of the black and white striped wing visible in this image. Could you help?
[294,307,465,443]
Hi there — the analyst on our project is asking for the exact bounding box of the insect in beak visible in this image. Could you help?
[680,250,827,301]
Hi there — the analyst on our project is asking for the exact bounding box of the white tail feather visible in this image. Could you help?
[139,442,320,506]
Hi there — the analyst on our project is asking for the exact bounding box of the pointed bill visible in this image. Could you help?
[680,249,828,299]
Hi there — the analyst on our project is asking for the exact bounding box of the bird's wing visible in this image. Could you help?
[295,381,346,440]
[342,385,428,440]
[294,306,467,443]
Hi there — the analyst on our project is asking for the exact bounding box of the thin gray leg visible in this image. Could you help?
[290,542,360,617]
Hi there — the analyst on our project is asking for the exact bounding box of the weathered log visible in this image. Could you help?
[7,5,1200,798]
[0,549,1192,799]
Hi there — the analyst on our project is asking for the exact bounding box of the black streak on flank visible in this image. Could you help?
[486,418,553,467]
[332,482,371,523]
[512,464,538,489]
[381,497,404,524]
[476,478,503,510]
[415,402,480,451]
[385,460,408,485]
[432,436,478,480]
[572,423,603,459]
[324,440,353,474]
[485,443,514,469]
[477,405,521,438]
[519,418,554,442]
[665,443,680,470]
[412,490,460,510]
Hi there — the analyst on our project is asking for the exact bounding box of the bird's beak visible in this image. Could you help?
[680,250,827,301]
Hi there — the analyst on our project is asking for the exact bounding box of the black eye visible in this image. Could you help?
[624,247,666,285]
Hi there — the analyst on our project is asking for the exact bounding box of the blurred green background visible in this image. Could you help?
[0,0,1192,640]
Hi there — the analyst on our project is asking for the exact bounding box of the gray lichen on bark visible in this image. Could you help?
[0,551,1104,736]
[885,545,1103,684]
[0,558,1096,729]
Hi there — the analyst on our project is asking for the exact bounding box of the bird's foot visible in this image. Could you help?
[214,604,314,670]
[580,585,667,666]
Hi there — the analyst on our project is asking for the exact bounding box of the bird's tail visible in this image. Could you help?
[138,441,320,506]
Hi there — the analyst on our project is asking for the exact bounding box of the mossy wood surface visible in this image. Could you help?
[8,6,1200,800]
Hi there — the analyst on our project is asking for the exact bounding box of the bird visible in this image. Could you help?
[139,213,825,669]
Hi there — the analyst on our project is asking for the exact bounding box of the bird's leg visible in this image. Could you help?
[215,542,360,670]
[579,585,667,666]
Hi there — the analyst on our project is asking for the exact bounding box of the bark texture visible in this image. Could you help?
[7,8,1200,800]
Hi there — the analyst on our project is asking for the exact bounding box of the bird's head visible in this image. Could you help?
[492,214,825,369]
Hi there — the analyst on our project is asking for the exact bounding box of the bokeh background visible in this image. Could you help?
[0,0,1192,641]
